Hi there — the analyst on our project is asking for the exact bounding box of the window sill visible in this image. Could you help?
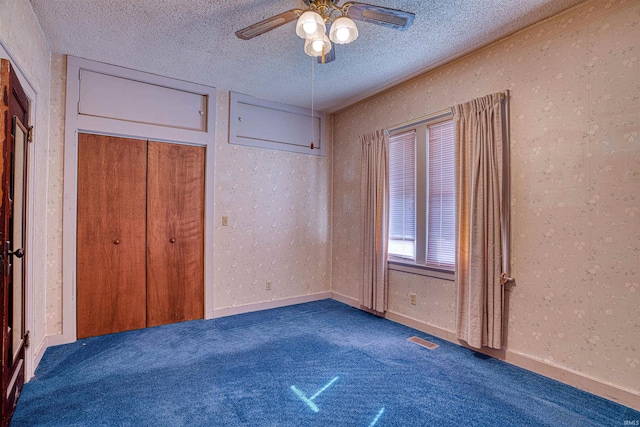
[387,260,455,281]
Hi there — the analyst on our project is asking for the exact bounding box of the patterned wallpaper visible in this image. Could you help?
[0,0,52,352]
[213,91,331,309]
[46,53,64,335]
[332,0,639,394]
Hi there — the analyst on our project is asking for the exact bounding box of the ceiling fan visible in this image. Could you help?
[235,0,415,63]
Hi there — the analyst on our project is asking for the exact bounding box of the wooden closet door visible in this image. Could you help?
[77,134,147,339]
[146,141,204,327]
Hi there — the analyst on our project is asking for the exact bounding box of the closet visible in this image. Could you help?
[76,133,204,339]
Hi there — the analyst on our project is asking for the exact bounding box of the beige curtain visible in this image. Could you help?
[453,92,508,349]
[360,129,389,313]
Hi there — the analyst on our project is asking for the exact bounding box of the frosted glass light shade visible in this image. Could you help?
[329,16,358,44]
[296,11,325,40]
[304,34,332,57]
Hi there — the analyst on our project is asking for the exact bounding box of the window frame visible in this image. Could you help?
[387,110,455,281]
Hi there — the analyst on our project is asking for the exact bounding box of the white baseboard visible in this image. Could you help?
[213,291,332,318]
[28,333,72,381]
[32,336,46,369]
[384,310,640,412]
[330,292,359,308]
[29,292,332,377]
[27,335,47,381]
[45,332,72,348]
[27,292,640,411]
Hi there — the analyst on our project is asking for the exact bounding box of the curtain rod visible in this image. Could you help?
[387,92,508,133]
[387,108,451,133]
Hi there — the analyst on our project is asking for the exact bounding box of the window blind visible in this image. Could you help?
[388,131,416,260]
[426,120,455,269]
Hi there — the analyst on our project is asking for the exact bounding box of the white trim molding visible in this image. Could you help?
[61,56,217,345]
[383,310,640,412]
[213,292,332,319]
[329,292,639,411]
[330,292,359,308]
[387,261,454,281]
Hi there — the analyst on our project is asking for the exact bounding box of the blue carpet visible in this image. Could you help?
[12,299,639,426]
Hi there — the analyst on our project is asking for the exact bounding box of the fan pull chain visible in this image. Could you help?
[310,55,315,150]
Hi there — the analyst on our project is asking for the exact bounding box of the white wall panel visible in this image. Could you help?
[79,70,207,131]
[229,92,325,156]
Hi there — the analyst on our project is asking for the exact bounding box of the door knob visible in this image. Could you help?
[9,248,24,258]
[170,238,176,243]
[114,239,120,245]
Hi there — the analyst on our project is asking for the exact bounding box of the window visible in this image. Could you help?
[388,115,455,273]
[388,131,416,260]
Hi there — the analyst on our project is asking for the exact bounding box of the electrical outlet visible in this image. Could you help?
[410,293,417,305]
[222,216,228,226]
[266,281,272,291]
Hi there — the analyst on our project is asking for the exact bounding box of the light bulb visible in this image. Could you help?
[336,27,350,42]
[296,11,325,40]
[312,39,324,52]
[304,35,332,57]
[329,16,358,45]
[303,21,317,35]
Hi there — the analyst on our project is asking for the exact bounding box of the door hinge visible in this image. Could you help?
[28,126,34,142]
[25,331,30,348]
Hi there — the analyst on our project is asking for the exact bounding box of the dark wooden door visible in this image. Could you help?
[77,134,148,339]
[0,59,29,427]
[146,141,204,327]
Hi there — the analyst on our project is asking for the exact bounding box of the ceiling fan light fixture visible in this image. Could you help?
[304,34,332,57]
[296,10,325,39]
[329,16,358,44]
[235,1,415,64]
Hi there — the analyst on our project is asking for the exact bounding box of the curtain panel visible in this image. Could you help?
[453,92,508,349]
[360,129,389,313]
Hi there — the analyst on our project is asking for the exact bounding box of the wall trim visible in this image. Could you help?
[329,292,638,411]
[32,339,44,372]
[383,310,640,412]
[32,336,48,374]
[32,292,334,369]
[43,333,71,348]
[213,292,332,319]
[33,333,83,371]
[28,293,640,412]
[330,292,359,308]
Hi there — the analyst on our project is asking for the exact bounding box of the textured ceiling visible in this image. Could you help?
[31,0,587,112]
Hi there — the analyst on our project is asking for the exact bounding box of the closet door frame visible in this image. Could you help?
[59,57,216,345]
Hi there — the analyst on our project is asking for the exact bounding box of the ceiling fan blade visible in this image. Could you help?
[235,9,303,40]
[344,2,415,31]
